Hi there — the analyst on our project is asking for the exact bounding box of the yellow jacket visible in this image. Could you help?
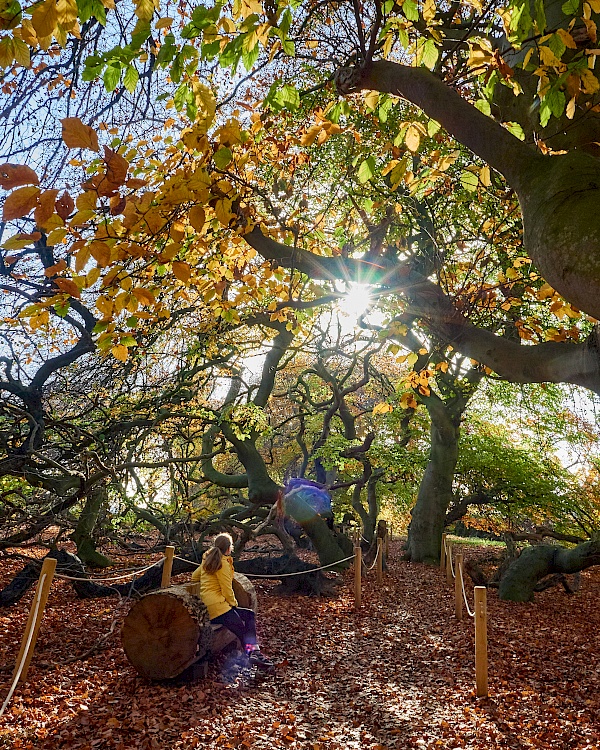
[191,552,238,619]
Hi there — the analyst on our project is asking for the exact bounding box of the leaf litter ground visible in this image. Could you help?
[0,541,599,750]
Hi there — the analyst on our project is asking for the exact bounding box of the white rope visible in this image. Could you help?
[173,553,358,578]
[0,574,46,716]
[459,562,475,618]
[240,553,357,578]
[54,561,159,583]
[448,545,455,580]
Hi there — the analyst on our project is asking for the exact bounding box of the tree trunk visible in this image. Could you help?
[498,540,600,602]
[406,400,460,564]
[284,490,348,567]
[72,486,114,568]
[121,574,257,680]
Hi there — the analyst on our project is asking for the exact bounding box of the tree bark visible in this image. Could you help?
[406,395,461,563]
[498,540,600,602]
[72,486,114,568]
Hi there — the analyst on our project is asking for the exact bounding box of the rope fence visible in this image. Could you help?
[442,535,488,698]
[2,523,394,714]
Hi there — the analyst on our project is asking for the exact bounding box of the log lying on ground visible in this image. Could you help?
[235,553,337,595]
[121,573,256,680]
[498,540,600,602]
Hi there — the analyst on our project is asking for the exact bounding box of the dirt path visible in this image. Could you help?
[1,542,599,749]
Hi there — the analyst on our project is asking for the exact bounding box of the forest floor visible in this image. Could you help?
[0,539,599,750]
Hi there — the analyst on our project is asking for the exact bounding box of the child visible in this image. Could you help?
[192,533,273,671]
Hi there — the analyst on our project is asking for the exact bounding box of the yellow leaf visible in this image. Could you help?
[111,344,128,362]
[0,164,39,190]
[86,267,101,286]
[556,28,578,49]
[46,227,67,245]
[61,117,99,151]
[372,402,393,415]
[155,16,173,28]
[31,0,58,39]
[3,185,40,221]
[214,198,233,225]
[189,205,206,231]
[2,231,42,250]
[300,124,322,147]
[405,124,421,153]
[364,90,379,110]
[0,37,14,68]
[57,0,77,29]
[479,165,491,186]
[538,45,562,67]
[172,260,191,284]
[566,97,576,119]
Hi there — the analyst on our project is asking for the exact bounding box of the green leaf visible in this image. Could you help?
[505,121,525,140]
[103,63,121,92]
[402,0,419,21]
[358,156,376,183]
[214,147,232,169]
[420,39,439,69]
[427,118,441,136]
[275,83,300,111]
[561,0,579,15]
[76,0,106,25]
[475,98,491,115]
[460,171,478,192]
[123,65,139,93]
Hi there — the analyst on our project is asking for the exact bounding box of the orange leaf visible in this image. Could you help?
[89,241,111,267]
[55,191,75,220]
[0,164,39,190]
[54,278,81,298]
[35,189,59,228]
[104,146,129,186]
[61,117,99,152]
[172,260,191,284]
[132,287,156,306]
[3,186,40,221]
[44,259,67,277]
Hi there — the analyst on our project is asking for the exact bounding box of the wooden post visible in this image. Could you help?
[440,533,447,570]
[354,531,362,611]
[446,540,453,585]
[161,546,175,588]
[475,586,488,698]
[13,557,57,684]
[376,538,383,585]
[385,530,389,559]
[455,552,464,621]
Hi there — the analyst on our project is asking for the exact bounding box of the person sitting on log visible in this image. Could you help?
[191,533,273,671]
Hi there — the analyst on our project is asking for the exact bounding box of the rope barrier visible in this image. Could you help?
[174,553,358,578]
[239,553,357,578]
[0,574,46,717]
[447,543,456,580]
[53,561,159,583]
[459,562,475,618]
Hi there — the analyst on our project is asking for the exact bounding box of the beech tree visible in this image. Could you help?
[3,0,600,582]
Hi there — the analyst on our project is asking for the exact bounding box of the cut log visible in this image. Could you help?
[121,573,257,680]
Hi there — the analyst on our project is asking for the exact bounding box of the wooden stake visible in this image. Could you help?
[354,531,362,611]
[13,557,57,684]
[385,530,390,559]
[376,538,383,585]
[474,586,488,698]
[161,545,175,588]
[455,552,464,621]
[446,540,453,585]
[440,533,447,570]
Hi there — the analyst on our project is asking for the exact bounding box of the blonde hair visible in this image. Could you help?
[202,533,233,574]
